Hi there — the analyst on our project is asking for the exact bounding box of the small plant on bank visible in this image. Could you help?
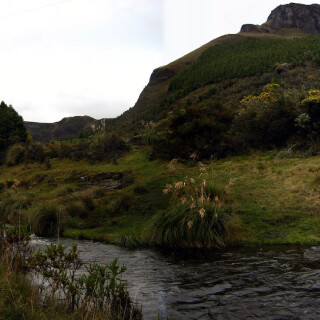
[0,224,31,271]
[29,243,142,319]
[0,224,142,319]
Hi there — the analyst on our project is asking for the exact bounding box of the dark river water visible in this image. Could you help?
[30,236,320,320]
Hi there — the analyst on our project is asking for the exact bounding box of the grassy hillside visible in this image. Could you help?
[25,116,112,142]
[107,31,309,135]
[169,35,320,96]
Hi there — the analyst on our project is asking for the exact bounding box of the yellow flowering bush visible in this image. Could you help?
[301,90,320,105]
[240,83,281,108]
[234,83,297,148]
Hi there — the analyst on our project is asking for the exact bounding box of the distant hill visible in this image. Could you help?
[106,3,320,136]
[25,116,112,142]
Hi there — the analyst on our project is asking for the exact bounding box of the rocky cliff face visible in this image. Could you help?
[241,3,320,34]
[267,3,320,34]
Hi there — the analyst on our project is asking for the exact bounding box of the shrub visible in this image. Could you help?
[29,244,142,319]
[233,84,297,149]
[6,144,26,166]
[157,101,232,159]
[0,224,31,270]
[25,142,46,163]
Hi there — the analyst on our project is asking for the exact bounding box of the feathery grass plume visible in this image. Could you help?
[150,168,233,249]
[168,158,184,172]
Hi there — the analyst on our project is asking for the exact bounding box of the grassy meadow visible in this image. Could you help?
[1,146,320,247]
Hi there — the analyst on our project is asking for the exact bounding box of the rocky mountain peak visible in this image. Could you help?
[241,3,320,34]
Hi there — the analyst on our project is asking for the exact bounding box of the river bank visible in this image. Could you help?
[1,147,320,248]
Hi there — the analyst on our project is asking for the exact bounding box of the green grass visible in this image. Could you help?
[0,262,79,320]
[212,152,320,245]
[2,146,320,247]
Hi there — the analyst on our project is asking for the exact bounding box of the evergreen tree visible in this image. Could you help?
[0,101,28,154]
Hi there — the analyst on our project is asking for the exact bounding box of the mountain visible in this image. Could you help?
[107,3,320,137]
[25,116,111,142]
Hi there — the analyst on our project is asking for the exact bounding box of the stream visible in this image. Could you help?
[30,236,320,319]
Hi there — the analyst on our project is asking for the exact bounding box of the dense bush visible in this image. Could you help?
[0,101,28,162]
[6,144,26,166]
[154,101,232,159]
[25,142,46,163]
[298,90,320,140]
[232,84,298,149]
[5,142,47,166]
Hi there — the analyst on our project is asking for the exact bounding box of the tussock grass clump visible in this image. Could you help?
[65,201,87,218]
[150,164,233,249]
[112,190,135,213]
[27,202,62,237]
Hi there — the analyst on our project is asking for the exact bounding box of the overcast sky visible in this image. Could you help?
[0,0,318,122]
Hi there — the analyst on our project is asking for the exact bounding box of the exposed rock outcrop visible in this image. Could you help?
[266,3,320,34]
[240,24,269,33]
[149,67,176,85]
[241,3,320,35]
[276,63,291,74]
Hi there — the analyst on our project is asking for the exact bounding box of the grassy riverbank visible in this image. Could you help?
[0,262,75,320]
[1,147,320,247]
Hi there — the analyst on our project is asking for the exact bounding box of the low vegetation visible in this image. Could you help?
[0,224,142,319]
[169,35,320,97]
[2,145,320,247]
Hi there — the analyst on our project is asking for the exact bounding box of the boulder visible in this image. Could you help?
[276,63,291,74]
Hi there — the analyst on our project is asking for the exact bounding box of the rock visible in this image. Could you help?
[240,24,269,33]
[266,3,320,34]
[276,63,291,74]
[149,67,175,85]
